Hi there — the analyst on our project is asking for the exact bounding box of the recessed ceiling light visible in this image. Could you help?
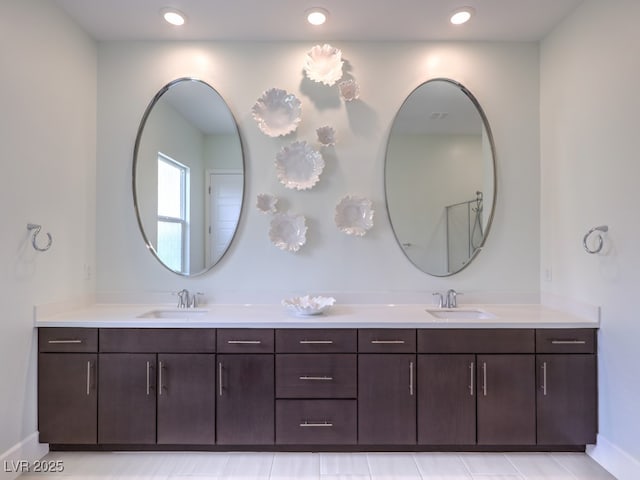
[450,7,475,25]
[161,8,186,26]
[306,7,329,26]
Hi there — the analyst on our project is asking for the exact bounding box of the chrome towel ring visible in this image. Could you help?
[583,225,608,254]
[27,223,53,252]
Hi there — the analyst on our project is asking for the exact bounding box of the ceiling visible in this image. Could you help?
[52,0,584,42]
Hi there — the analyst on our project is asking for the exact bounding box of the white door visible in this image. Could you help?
[207,171,243,264]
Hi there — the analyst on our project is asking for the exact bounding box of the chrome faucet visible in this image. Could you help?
[176,289,190,308]
[432,292,444,308]
[445,289,458,308]
[176,289,203,308]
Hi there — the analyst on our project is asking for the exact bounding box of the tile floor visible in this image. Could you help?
[17,451,616,479]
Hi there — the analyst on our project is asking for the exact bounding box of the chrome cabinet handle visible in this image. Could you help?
[300,421,333,427]
[469,361,474,396]
[482,362,487,397]
[158,361,164,396]
[218,362,223,397]
[371,340,405,344]
[299,340,334,344]
[146,361,151,396]
[86,361,91,396]
[542,361,548,396]
[551,340,587,345]
[299,376,333,381]
[48,339,82,344]
[227,340,262,344]
[409,361,414,396]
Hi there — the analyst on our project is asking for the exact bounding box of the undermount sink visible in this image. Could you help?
[425,308,496,320]
[138,309,209,319]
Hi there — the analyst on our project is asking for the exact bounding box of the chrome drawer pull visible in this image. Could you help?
[551,340,587,345]
[300,421,333,427]
[299,340,334,344]
[371,340,405,344]
[299,376,334,381]
[227,340,262,344]
[48,339,82,344]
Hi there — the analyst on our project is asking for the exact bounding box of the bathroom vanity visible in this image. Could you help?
[35,304,598,452]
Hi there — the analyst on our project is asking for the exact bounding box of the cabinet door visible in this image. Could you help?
[98,353,156,444]
[537,354,597,445]
[157,354,216,445]
[38,353,97,444]
[358,354,416,444]
[217,354,274,444]
[477,354,536,445]
[418,354,476,445]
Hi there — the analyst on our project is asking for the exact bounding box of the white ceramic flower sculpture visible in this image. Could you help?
[282,295,336,316]
[316,126,336,146]
[256,194,278,214]
[338,79,360,102]
[269,213,307,252]
[275,141,325,190]
[303,44,344,86]
[335,195,374,236]
[251,88,302,137]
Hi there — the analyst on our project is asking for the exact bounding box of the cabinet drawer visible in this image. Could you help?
[358,329,416,352]
[39,328,98,352]
[276,329,356,353]
[276,400,356,444]
[217,329,274,353]
[99,329,215,353]
[276,354,357,398]
[536,329,595,353]
[418,329,535,353]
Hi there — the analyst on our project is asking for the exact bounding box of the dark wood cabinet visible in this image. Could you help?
[98,353,157,444]
[157,354,216,444]
[417,354,476,445]
[38,326,597,450]
[217,354,274,444]
[38,353,97,444]
[537,354,597,445]
[476,354,536,445]
[358,354,416,445]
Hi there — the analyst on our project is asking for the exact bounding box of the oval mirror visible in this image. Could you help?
[385,78,496,276]
[133,78,244,276]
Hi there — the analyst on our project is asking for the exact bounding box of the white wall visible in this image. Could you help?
[0,0,96,461]
[96,41,540,303]
[540,1,640,477]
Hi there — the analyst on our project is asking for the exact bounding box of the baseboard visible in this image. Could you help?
[587,434,640,480]
[0,432,49,480]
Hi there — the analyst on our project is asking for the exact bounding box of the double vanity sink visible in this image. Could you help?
[35,302,598,329]
[138,306,497,322]
[35,302,598,452]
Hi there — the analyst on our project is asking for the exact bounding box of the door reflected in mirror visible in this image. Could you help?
[133,78,244,276]
[385,78,496,276]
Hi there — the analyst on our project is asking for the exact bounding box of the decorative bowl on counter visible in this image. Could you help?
[282,295,336,316]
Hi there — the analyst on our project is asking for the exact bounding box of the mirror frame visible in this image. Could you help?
[132,77,245,277]
[384,77,497,277]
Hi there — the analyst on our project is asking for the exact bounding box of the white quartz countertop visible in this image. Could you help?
[34,303,599,329]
